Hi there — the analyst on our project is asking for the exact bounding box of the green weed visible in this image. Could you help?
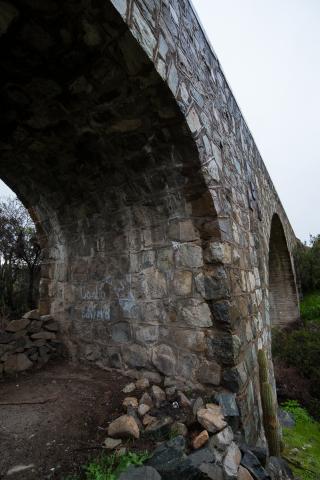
[64,450,149,480]
[282,401,320,480]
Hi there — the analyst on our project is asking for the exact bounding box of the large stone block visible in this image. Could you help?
[152,344,176,376]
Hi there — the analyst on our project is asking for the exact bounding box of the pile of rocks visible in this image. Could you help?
[0,310,62,376]
[104,377,294,480]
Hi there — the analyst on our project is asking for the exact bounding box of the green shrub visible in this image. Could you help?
[85,451,149,480]
[300,293,320,323]
[65,450,149,480]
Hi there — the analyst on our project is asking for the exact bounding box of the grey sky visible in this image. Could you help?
[192,0,320,242]
[1,0,319,241]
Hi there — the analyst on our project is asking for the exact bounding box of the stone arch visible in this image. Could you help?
[268,214,299,327]
[0,0,229,384]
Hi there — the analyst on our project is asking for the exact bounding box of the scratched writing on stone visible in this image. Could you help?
[82,304,110,321]
[80,285,106,300]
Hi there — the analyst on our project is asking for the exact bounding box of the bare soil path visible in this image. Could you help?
[0,360,129,479]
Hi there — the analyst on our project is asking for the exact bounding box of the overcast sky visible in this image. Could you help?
[1,0,319,241]
[191,0,320,242]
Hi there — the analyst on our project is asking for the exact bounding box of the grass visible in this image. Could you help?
[282,400,320,480]
[64,450,150,480]
[300,292,320,323]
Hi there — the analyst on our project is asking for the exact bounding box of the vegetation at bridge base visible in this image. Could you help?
[0,196,40,324]
[281,400,320,480]
[272,292,320,420]
[64,450,149,480]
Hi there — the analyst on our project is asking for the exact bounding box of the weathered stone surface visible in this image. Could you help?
[31,331,56,340]
[238,465,254,480]
[122,383,136,394]
[107,415,140,439]
[135,378,150,390]
[266,457,294,480]
[104,437,122,450]
[139,392,153,408]
[23,310,40,320]
[119,466,161,480]
[192,430,209,449]
[138,404,150,416]
[223,442,241,479]
[6,319,30,333]
[196,359,221,386]
[122,397,138,409]
[197,407,227,433]
[4,353,33,373]
[0,0,300,445]
[278,409,295,429]
[171,422,188,437]
[192,397,204,415]
[209,426,234,451]
[241,451,270,480]
[177,391,191,408]
[145,416,173,437]
[152,345,176,376]
[151,385,166,407]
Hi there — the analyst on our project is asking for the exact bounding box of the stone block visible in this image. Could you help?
[6,318,30,332]
[168,220,199,242]
[196,359,221,386]
[174,243,203,269]
[178,299,212,327]
[172,270,193,296]
[111,322,131,343]
[152,344,176,376]
[124,344,150,369]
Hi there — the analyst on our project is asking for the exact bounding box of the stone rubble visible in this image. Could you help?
[0,310,62,375]
[103,377,294,480]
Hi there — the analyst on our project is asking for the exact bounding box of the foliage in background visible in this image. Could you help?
[294,235,320,293]
[300,292,320,323]
[272,292,320,418]
[0,196,40,322]
[282,400,320,480]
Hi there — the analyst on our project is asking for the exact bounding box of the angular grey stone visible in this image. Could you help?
[124,344,150,369]
[119,466,162,480]
[214,393,239,418]
[241,451,270,480]
[152,344,176,376]
[223,441,241,479]
[145,416,173,438]
[209,426,233,451]
[266,457,294,480]
[5,318,30,332]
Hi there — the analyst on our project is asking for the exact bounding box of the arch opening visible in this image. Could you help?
[0,0,226,383]
[268,214,299,327]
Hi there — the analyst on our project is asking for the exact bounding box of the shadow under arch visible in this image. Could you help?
[268,214,299,327]
[0,0,223,379]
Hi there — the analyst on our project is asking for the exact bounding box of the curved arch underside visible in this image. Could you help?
[268,215,299,327]
[0,0,227,383]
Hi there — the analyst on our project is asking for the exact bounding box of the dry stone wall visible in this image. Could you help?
[0,0,300,444]
[0,310,62,376]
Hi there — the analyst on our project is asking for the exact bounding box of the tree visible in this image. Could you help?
[0,197,41,319]
[295,235,320,294]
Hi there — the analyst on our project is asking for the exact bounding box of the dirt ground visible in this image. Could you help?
[0,360,134,479]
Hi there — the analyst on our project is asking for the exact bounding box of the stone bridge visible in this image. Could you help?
[0,0,299,443]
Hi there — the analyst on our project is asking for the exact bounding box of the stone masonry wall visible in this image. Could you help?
[0,0,300,444]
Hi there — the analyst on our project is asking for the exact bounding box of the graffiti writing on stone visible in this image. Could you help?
[82,303,110,321]
[80,285,107,300]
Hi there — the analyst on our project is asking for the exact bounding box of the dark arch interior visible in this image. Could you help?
[0,0,224,379]
[268,214,299,327]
